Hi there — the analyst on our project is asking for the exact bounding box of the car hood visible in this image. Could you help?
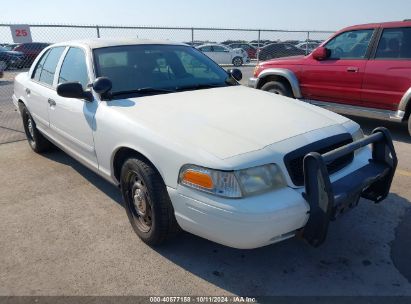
[260,55,305,65]
[111,86,349,159]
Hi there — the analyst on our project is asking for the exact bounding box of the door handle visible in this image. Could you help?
[48,98,56,106]
[25,88,31,95]
[347,67,359,73]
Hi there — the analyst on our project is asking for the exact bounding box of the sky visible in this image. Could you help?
[1,0,411,31]
[1,0,411,44]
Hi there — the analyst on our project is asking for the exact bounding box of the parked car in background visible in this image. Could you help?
[249,20,411,136]
[1,43,19,51]
[197,43,249,66]
[229,43,257,59]
[284,40,301,45]
[0,46,25,70]
[296,42,320,53]
[13,42,50,67]
[258,43,306,61]
[250,40,274,47]
[13,39,397,249]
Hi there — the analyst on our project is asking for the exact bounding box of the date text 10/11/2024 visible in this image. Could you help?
[149,296,257,303]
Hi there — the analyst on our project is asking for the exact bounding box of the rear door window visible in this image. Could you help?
[375,27,411,59]
[199,46,212,52]
[32,49,50,81]
[212,46,227,52]
[33,47,65,86]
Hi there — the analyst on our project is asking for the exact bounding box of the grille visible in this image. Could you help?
[284,134,354,186]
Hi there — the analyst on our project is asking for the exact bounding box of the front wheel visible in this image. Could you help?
[232,57,243,67]
[261,81,293,98]
[21,105,52,153]
[120,158,180,246]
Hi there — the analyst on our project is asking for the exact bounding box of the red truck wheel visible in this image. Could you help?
[261,81,293,98]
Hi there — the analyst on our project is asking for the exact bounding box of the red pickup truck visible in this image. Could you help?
[249,20,411,136]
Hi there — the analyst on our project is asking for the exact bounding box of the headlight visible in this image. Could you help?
[351,127,365,156]
[179,164,286,198]
[343,120,363,142]
[352,127,364,141]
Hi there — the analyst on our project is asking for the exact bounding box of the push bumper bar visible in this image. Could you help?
[300,127,397,247]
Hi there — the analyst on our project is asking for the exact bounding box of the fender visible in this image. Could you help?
[398,87,411,119]
[256,68,302,98]
[109,144,167,186]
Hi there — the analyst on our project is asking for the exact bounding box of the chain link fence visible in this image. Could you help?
[0,24,334,144]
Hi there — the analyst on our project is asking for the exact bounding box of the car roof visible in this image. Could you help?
[198,43,227,47]
[264,43,292,47]
[15,42,49,46]
[340,20,411,32]
[51,38,187,50]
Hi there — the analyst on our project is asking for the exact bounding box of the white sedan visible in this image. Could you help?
[13,39,397,249]
[197,43,249,66]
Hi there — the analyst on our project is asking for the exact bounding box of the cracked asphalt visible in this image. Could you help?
[0,68,410,296]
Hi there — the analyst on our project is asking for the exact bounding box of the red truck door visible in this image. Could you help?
[362,27,411,111]
[300,29,375,106]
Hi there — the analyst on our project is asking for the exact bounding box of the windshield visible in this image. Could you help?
[93,44,234,97]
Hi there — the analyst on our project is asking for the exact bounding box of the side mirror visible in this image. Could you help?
[93,77,112,94]
[227,68,242,81]
[57,82,91,100]
[312,46,329,61]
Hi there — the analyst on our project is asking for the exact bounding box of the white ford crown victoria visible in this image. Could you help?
[13,39,397,249]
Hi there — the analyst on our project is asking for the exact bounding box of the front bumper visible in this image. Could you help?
[300,127,397,247]
[248,77,258,88]
[168,127,396,249]
[168,185,309,249]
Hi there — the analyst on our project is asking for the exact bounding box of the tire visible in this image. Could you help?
[261,81,293,98]
[408,117,411,137]
[232,57,243,67]
[120,157,180,246]
[21,104,52,153]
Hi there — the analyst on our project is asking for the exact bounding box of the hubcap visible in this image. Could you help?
[27,117,34,139]
[133,182,147,217]
[129,174,152,232]
[268,89,282,95]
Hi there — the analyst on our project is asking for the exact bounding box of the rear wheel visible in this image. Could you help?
[232,57,243,67]
[408,117,411,136]
[21,104,52,153]
[120,158,180,246]
[261,81,293,98]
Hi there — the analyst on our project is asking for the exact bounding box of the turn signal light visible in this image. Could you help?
[181,170,214,190]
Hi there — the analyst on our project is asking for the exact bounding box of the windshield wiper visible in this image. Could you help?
[110,87,175,97]
[176,83,228,91]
